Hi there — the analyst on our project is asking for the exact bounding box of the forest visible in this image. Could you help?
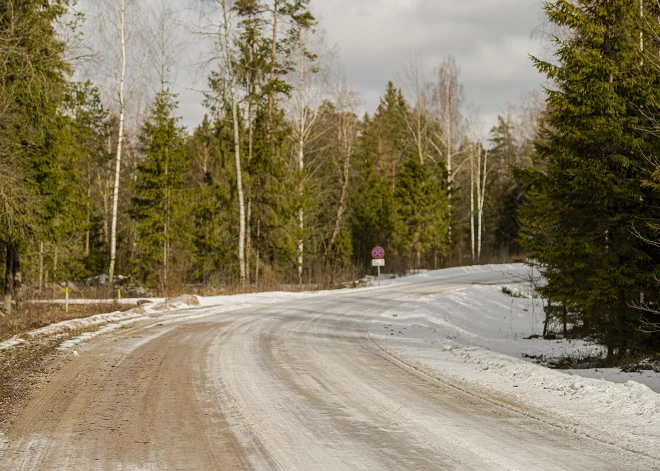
[1,0,660,360]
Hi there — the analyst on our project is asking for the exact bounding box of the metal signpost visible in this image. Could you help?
[371,246,385,285]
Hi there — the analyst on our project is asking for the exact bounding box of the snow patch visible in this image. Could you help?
[0,337,26,350]
[57,317,147,350]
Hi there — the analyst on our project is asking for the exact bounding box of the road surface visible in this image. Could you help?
[1,269,657,470]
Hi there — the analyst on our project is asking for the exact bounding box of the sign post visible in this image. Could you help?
[371,247,385,285]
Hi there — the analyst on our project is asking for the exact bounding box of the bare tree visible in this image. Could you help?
[404,54,432,165]
[326,81,361,260]
[465,110,488,262]
[287,25,331,285]
[148,0,185,92]
[432,56,466,246]
[93,0,150,288]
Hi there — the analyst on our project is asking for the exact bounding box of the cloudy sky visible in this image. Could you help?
[168,0,546,134]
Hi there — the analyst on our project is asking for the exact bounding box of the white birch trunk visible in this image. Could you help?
[446,80,453,245]
[296,37,306,286]
[327,115,352,257]
[108,0,127,288]
[38,241,43,292]
[221,0,247,285]
[478,149,488,261]
[470,144,475,262]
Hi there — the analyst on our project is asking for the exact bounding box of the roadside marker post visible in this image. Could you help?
[371,247,385,286]
[65,283,69,313]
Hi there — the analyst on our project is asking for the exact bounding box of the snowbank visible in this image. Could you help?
[368,267,660,459]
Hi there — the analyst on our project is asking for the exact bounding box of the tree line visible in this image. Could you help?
[1,0,543,310]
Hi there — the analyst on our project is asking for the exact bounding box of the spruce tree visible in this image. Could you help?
[132,91,190,292]
[517,0,660,358]
[0,0,72,309]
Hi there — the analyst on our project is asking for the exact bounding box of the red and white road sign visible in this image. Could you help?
[371,246,385,259]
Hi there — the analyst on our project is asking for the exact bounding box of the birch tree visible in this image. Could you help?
[404,55,432,165]
[476,144,489,260]
[95,0,149,288]
[199,0,248,284]
[433,57,466,246]
[287,18,327,285]
[325,82,360,261]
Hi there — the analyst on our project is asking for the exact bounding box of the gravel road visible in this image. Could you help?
[1,270,657,470]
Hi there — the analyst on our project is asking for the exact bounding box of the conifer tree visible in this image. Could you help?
[0,0,72,311]
[132,90,190,292]
[517,0,660,358]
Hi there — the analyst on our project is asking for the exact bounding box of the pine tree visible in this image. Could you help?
[517,0,660,358]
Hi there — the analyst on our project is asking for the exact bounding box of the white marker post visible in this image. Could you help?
[372,258,385,285]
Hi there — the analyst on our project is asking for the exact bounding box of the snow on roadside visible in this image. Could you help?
[0,337,25,349]
[369,271,660,459]
[0,299,167,351]
[57,317,147,350]
[0,290,331,352]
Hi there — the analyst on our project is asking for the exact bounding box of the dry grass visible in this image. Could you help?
[0,302,135,343]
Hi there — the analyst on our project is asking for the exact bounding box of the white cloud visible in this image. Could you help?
[313,0,546,133]
[127,0,547,134]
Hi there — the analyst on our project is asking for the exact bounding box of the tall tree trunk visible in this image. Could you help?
[246,83,254,285]
[298,130,304,286]
[617,289,628,360]
[52,246,58,300]
[12,243,20,312]
[477,147,487,261]
[109,0,127,288]
[3,242,15,315]
[255,219,261,285]
[222,0,246,285]
[446,81,453,246]
[163,152,169,298]
[297,38,306,287]
[38,241,44,292]
[470,145,475,261]
[86,154,91,256]
[326,106,353,260]
[246,199,252,284]
[327,151,351,259]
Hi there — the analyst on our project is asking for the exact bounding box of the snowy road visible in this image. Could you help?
[1,268,657,470]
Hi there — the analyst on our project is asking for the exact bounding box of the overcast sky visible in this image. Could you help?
[168,0,546,134]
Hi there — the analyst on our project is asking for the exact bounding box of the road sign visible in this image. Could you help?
[371,246,385,259]
[372,259,385,267]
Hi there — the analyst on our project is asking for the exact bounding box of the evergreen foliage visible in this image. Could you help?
[132,90,191,290]
[516,0,660,358]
